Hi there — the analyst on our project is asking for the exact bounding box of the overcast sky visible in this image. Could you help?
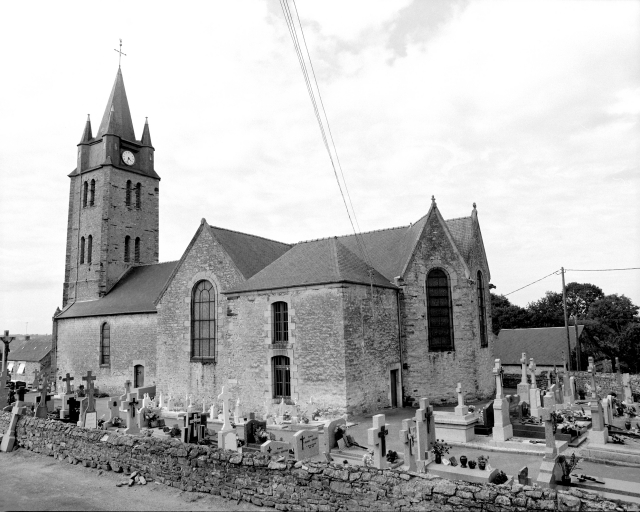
[1,0,638,335]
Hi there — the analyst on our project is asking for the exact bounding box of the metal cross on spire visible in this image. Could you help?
[114,39,127,67]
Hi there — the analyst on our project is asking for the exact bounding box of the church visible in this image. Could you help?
[53,68,496,416]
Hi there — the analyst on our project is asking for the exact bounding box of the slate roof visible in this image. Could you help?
[208,226,292,280]
[494,326,585,366]
[7,336,52,362]
[97,67,136,141]
[57,261,178,319]
[446,216,475,262]
[226,237,397,293]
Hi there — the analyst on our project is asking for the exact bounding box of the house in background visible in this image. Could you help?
[494,326,585,377]
[6,335,52,385]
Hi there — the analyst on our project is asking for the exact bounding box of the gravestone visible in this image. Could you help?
[182,412,199,443]
[0,330,15,373]
[77,397,88,426]
[325,417,347,451]
[119,380,132,408]
[0,368,11,409]
[67,397,81,424]
[601,398,613,427]
[587,357,598,400]
[31,369,40,389]
[35,373,52,419]
[622,374,633,405]
[570,376,578,400]
[414,398,434,468]
[543,385,556,409]
[0,388,27,452]
[454,383,468,416]
[536,407,564,488]
[492,359,513,442]
[234,397,241,423]
[399,418,417,472]
[562,356,574,405]
[244,418,267,445]
[59,373,75,418]
[261,440,290,459]
[120,393,140,435]
[518,466,529,485]
[217,386,238,451]
[517,352,531,404]
[82,371,98,428]
[158,392,164,409]
[105,397,120,426]
[475,402,494,435]
[367,414,389,469]
[293,429,319,461]
[539,407,557,460]
[528,359,541,417]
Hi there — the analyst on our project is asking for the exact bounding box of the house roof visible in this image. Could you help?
[494,326,585,366]
[226,237,397,294]
[7,336,52,362]
[208,225,292,280]
[57,261,178,319]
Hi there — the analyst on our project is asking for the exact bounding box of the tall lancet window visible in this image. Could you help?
[477,270,488,347]
[124,236,131,262]
[426,268,454,351]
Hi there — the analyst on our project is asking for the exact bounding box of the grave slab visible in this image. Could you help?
[292,429,319,461]
[261,440,290,459]
[427,462,499,484]
[434,412,477,443]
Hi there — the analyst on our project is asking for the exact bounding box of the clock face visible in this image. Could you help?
[122,150,135,166]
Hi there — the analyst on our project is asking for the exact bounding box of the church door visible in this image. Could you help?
[134,365,144,388]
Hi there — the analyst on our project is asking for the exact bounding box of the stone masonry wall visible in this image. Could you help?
[6,413,634,511]
[56,313,157,395]
[401,209,494,405]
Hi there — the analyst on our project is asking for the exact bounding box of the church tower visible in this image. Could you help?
[62,68,160,306]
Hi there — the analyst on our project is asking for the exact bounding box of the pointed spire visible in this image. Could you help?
[79,114,93,144]
[141,117,152,146]
[97,67,136,141]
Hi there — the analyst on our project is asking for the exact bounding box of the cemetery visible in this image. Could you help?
[1,351,640,509]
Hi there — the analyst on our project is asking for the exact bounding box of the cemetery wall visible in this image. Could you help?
[56,313,157,395]
[400,210,494,405]
[342,284,400,414]
[156,223,246,410]
[7,414,632,512]
[502,371,640,397]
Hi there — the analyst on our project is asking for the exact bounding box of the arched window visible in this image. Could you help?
[191,280,216,360]
[426,269,454,351]
[100,323,110,365]
[124,236,130,262]
[82,181,88,208]
[80,236,85,264]
[272,356,291,399]
[125,180,132,206]
[272,302,288,343]
[134,237,141,263]
[135,183,141,209]
[89,179,95,206]
[477,270,488,347]
[87,235,93,264]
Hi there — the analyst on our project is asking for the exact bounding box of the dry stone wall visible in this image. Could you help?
[5,413,635,511]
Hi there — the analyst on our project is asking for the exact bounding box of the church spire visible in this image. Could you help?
[79,114,92,144]
[96,67,136,141]
[141,117,152,146]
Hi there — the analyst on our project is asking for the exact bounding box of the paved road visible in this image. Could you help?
[0,449,263,511]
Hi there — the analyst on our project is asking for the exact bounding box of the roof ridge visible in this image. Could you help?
[445,215,472,222]
[208,225,291,247]
[296,224,412,244]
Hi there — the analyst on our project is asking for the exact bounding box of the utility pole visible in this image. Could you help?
[561,267,572,372]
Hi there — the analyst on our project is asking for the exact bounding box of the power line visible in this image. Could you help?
[504,269,561,297]
[279,0,373,270]
[566,267,640,272]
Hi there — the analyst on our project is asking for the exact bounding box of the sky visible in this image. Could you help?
[0,0,638,335]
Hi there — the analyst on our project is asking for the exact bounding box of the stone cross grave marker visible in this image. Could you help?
[63,373,74,394]
[32,369,41,389]
[209,403,216,419]
[0,330,15,373]
[119,380,132,411]
[414,397,435,467]
[105,397,120,426]
[158,392,164,409]
[588,357,597,399]
[517,352,530,404]
[182,412,199,443]
[122,393,140,435]
[454,382,468,416]
[367,414,389,469]
[399,418,416,472]
[82,371,97,413]
[1,388,27,452]
[293,429,319,461]
[588,399,608,444]
[217,386,233,432]
[494,359,503,399]
[35,373,51,418]
[622,373,633,404]
[261,440,290,459]
[166,395,173,411]
[492,359,513,442]
[528,358,541,417]
[539,407,557,460]
[0,367,11,409]
[234,397,241,423]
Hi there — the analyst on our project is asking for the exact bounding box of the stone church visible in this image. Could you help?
[54,68,495,415]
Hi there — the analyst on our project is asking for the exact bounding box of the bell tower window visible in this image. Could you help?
[80,237,85,264]
[135,237,141,263]
[135,183,141,209]
[82,181,88,208]
[87,235,93,264]
[126,180,132,206]
[124,236,131,262]
[89,179,95,206]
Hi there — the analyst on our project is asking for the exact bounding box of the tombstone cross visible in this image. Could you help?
[367,414,389,469]
[35,373,51,418]
[529,358,537,389]
[0,330,15,373]
[588,357,597,399]
[520,352,528,384]
[399,418,417,472]
[63,373,74,394]
[32,369,41,388]
[299,435,305,450]
[456,383,464,406]
[16,386,27,402]
[82,371,97,413]
[539,407,557,460]
[493,359,503,399]
[217,386,233,432]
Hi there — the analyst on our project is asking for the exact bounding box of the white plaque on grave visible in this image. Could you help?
[85,412,98,429]
[261,440,290,459]
[293,430,319,461]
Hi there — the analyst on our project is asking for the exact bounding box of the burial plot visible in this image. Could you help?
[243,418,268,452]
[293,429,319,461]
[474,402,494,435]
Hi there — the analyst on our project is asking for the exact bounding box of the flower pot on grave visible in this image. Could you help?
[625,420,632,430]
[460,456,468,468]
[561,475,572,484]
[478,461,486,470]
[157,419,165,428]
[150,420,159,428]
[468,460,477,469]
[434,454,442,464]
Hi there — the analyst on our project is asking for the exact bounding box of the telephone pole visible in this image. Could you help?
[561,267,572,371]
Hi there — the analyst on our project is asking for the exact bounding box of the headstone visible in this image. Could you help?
[0,330,15,373]
[325,417,346,451]
[234,397,241,424]
[119,380,132,407]
[293,429,319,461]
[186,395,194,413]
[82,371,97,423]
[622,374,633,405]
[120,393,140,435]
[244,418,267,445]
[492,359,513,442]
[588,399,608,444]
[0,391,27,452]
[105,398,120,426]
[141,393,153,409]
[570,376,578,400]
[517,352,530,404]
[399,418,417,472]
[414,398,434,468]
[367,414,389,469]
[261,440,290,459]
[588,357,598,400]
[602,397,613,426]
[0,368,12,409]
[217,386,233,432]
[63,373,74,394]
[518,466,529,485]
[84,411,98,429]
[454,382,468,416]
[543,385,556,409]
[35,373,51,418]
[539,407,557,460]
[528,359,541,417]
[158,392,164,409]
[182,412,199,443]
[31,369,41,389]
[67,397,81,424]
[166,395,173,411]
[563,364,574,405]
[209,403,216,419]
[217,386,238,450]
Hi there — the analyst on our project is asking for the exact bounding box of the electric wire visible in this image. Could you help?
[565,268,640,272]
[504,269,561,297]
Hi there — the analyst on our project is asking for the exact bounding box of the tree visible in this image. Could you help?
[526,291,564,327]
[565,282,604,318]
[490,293,531,334]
